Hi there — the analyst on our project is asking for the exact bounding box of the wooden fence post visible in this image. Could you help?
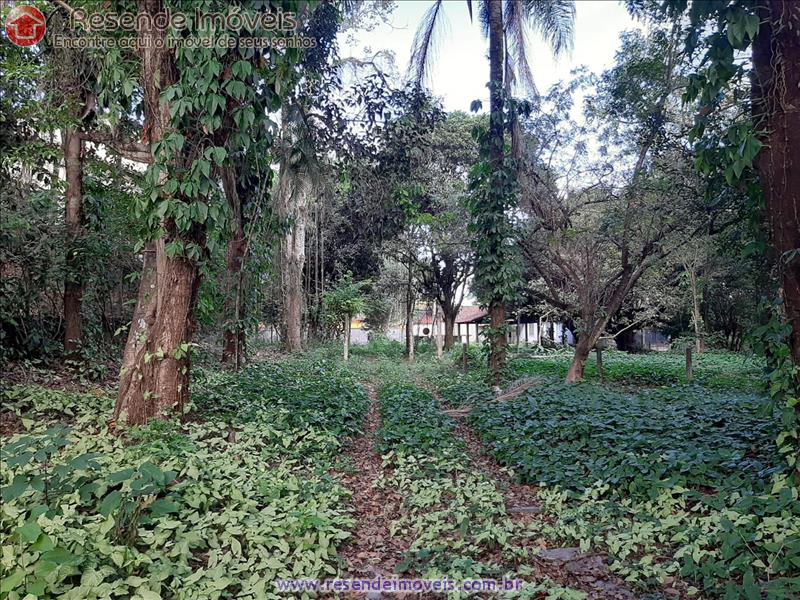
[685,345,693,382]
[596,347,604,383]
[462,341,468,372]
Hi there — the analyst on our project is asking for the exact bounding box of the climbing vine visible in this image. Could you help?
[466,98,524,379]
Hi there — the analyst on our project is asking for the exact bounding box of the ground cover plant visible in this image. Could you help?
[529,478,800,599]
[507,350,765,390]
[375,382,587,598]
[468,379,799,598]
[470,383,783,493]
[0,359,366,600]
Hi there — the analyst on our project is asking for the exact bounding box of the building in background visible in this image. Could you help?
[406,305,574,347]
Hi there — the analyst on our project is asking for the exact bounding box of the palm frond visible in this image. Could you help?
[523,0,575,56]
[505,0,537,95]
[408,0,447,88]
[477,0,490,37]
[337,0,361,15]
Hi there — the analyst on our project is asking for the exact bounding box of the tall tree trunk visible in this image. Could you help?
[443,309,456,350]
[280,211,308,352]
[487,0,506,384]
[63,127,84,358]
[686,264,705,353]
[343,314,350,361]
[116,243,156,419]
[405,248,415,361]
[115,0,201,426]
[145,240,201,411]
[752,0,800,370]
[115,234,201,425]
[276,113,314,353]
[221,167,246,367]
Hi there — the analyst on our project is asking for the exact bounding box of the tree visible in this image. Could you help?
[410,0,575,382]
[272,1,399,353]
[656,0,800,473]
[659,0,799,371]
[751,1,800,369]
[519,30,705,382]
[219,163,269,369]
[109,0,310,425]
[1,20,145,364]
[322,275,366,361]
[308,82,444,356]
[38,9,98,359]
[275,105,318,353]
[60,91,89,358]
[415,113,478,350]
[418,244,472,350]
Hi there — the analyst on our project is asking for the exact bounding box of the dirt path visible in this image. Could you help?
[452,419,641,600]
[454,421,543,520]
[338,384,408,594]
[336,381,644,599]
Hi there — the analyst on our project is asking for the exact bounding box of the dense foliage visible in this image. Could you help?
[460,350,799,598]
[0,359,366,600]
[471,382,783,494]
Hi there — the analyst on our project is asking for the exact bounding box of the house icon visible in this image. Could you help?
[5,5,47,47]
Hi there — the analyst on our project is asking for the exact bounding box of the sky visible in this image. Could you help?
[341,0,643,112]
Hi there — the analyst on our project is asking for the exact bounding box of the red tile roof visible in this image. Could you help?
[456,306,488,323]
[414,306,487,325]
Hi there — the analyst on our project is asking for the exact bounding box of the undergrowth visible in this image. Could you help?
[467,380,798,598]
[507,349,764,390]
[0,359,367,600]
[375,383,587,599]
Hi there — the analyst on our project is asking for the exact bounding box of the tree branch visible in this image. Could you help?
[81,131,152,164]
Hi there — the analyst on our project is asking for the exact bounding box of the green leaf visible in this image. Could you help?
[211,146,226,165]
[40,548,83,567]
[108,468,135,483]
[17,520,41,543]
[7,451,33,467]
[149,498,179,517]
[25,577,47,596]
[30,533,56,552]
[742,569,761,599]
[744,14,760,40]
[1,474,29,501]
[0,569,25,593]
[99,490,123,516]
